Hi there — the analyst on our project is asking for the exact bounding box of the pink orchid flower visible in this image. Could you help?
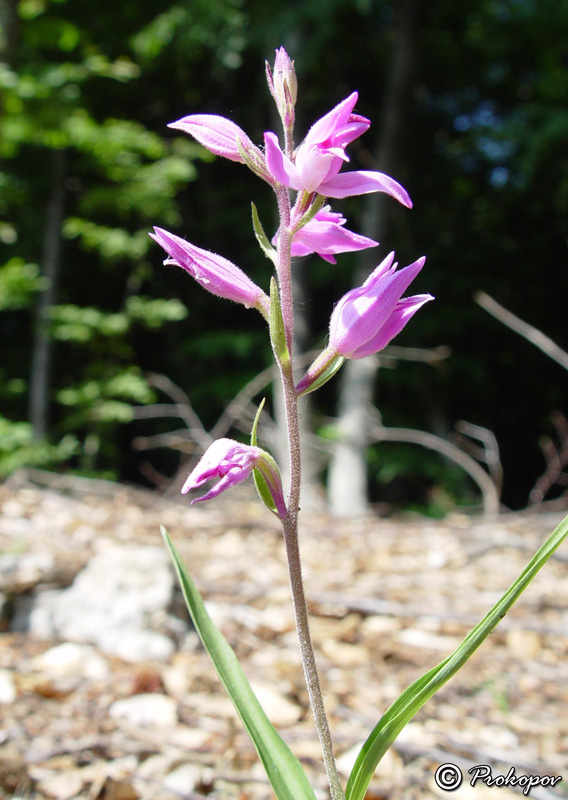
[285,206,378,264]
[295,253,432,395]
[264,92,412,205]
[329,252,433,358]
[150,227,269,315]
[182,438,287,518]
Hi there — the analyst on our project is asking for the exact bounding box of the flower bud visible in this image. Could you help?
[273,47,297,107]
[150,227,269,316]
[182,438,287,518]
[266,47,297,126]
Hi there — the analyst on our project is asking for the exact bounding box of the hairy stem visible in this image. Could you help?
[274,183,345,800]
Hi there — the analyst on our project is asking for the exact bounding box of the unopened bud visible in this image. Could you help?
[273,47,297,106]
[267,47,297,126]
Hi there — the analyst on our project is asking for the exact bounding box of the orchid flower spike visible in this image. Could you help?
[284,206,378,264]
[150,227,269,316]
[182,438,287,518]
[264,92,412,205]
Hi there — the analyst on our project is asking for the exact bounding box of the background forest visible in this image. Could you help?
[1,0,567,515]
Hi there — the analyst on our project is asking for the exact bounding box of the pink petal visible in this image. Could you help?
[351,294,434,358]
[151,227,264,308]
[305,92,360,144]
[330,257,425,355]
[168,114,253,163]
[319,170,413,207]
[293,222,378,256]
[264,131,303,189]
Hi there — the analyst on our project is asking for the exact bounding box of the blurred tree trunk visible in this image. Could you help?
[327,0,419,516]
[29,149,66,439]
[0,0,18,63]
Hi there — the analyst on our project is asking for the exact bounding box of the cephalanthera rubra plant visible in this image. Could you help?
[152,48,567,800]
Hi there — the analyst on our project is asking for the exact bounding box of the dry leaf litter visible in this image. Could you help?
[0,470,567,800]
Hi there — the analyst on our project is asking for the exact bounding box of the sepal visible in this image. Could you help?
[295,347,345,396]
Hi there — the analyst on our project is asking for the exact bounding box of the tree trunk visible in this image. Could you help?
[29,149,66,439]
[0,0,18,64]
[327,0,419,516]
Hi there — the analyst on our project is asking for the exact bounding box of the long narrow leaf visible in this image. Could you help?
[162,527,317,800]
[346,513,568,800]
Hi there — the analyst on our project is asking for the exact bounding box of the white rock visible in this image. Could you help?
[163,763,201,794]
[397,627,461,651]
[30,643,109,679]
[110,693,178,727]
[0,669,16,703]
[36,771,84,800]
[97,629,174,663]
[24,546,184,662]
[249,681,302,725]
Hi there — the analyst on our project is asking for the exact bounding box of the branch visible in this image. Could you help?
[366,420,501,516]
[475,291,568,371]
[452,420,503,495]
[529,411,568,505]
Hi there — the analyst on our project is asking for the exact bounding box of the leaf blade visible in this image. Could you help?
[346,512,568,800]
[162,526,317,800]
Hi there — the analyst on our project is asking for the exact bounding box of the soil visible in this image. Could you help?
[0,470,567,800]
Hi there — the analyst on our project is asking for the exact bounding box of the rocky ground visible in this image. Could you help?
[0,469,567,800]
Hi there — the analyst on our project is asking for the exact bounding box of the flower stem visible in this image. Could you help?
[274,184,345,800]
[280,388,345,800]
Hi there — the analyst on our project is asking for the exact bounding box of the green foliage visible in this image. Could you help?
[0,259,45,309]
[1,0,566,500]
[50,304,129,341]
[0,416,78,477]
[366,442,476,515]
[125,296,188,328]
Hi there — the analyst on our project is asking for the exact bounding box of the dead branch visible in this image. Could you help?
[311,591,567,634]
[452,420,503,495]
[366,417,500,516]
[475,291,568,371]
[529,410,568,504]
[144,373,212,449]
[379,343,450,365]
[131,431,198,453]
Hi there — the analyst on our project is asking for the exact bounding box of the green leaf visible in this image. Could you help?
[346,512,568,800]
[251,202,277,264]
[161,527,316,800]
[0,258,45,310]
[269,277,290,367]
